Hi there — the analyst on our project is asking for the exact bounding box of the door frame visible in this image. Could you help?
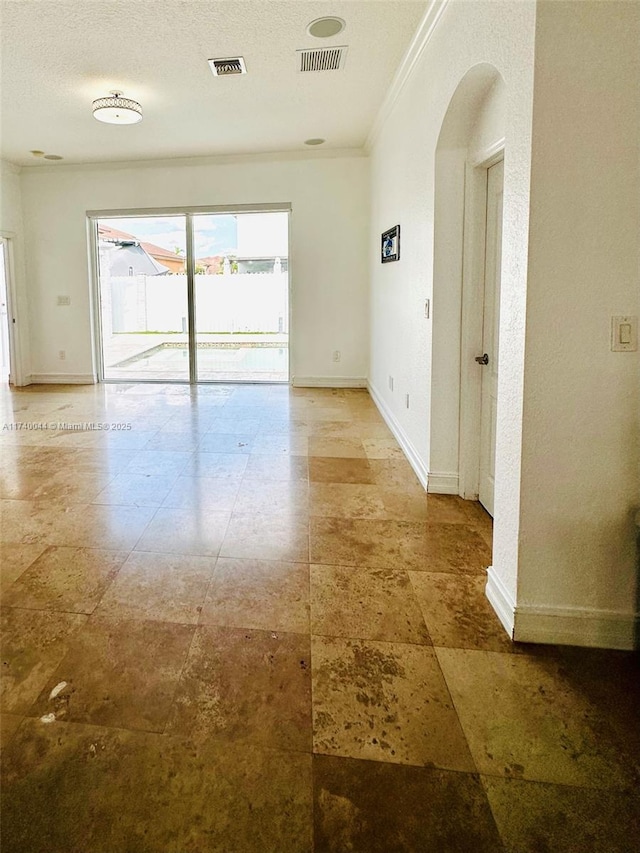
[0,232,26,386]
[87,202,292,384]
[458,140,505,500]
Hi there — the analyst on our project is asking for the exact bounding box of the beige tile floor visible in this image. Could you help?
[1,382,639,852]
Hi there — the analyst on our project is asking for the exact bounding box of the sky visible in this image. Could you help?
[103,215,238,259]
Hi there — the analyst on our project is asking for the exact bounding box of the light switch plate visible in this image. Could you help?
[611,316,638,352]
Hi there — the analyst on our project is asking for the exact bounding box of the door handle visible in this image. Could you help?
[475,353,489,365]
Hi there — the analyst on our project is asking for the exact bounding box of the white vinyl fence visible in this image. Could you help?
[105,273,288,334]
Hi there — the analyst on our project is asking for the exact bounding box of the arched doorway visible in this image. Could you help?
[429,64,506,518]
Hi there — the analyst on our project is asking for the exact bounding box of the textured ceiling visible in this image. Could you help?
[0,0,426,166]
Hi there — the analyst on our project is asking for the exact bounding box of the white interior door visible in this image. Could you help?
[478,159,504,516]
[0,241,11,383]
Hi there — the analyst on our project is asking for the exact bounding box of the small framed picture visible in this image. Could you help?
[381,225,400,263]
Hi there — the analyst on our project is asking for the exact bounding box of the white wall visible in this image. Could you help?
[369,0,639,648]
[516,0,640,647]
[0,160,31,382]
[236,212,288,258]
[19,153,369,384]
[368,0,537,603]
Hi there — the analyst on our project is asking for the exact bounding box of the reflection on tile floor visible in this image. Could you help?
[1,383,639,852]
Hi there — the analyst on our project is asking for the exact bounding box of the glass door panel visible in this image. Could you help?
[192,212,289,382]
[97,215,189,381]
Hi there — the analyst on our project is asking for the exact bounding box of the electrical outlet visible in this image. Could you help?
[58,350,66,360]
[332,350,341,362]
[389,376,394,391]
[57,295,71,306]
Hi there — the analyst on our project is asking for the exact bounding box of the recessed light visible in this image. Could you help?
[30,150,45,157]
[307,17,345,38]
[44,154,64,161]
[304,138,326,146]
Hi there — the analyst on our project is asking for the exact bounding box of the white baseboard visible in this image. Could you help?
[486,566,638,650]
[485,566,516,639]
[29,373,96,385]
[427,471,459,494]
[514,603,639,651]
[292,376,368,388]
[367,381,428,490]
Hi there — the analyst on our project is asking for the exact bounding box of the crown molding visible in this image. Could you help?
[366,0,450,152]
[1,159,22,175]
[18,147,367,175]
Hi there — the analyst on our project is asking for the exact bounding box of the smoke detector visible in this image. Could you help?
[208,57,247,77]
[297,46,348,73]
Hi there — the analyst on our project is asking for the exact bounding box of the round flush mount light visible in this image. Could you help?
[304,138,325,146]
[92,91,142,125]
[30,149,45,158]
[44,154,64,160]
[307,16,345,38]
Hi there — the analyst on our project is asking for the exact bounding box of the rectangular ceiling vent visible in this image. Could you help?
[208,56,247,77]
[297,46,348,73]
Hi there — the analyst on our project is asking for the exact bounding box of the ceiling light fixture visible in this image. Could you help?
[307,17,345,38]
[304,138,325,146]
[92,91,142,125]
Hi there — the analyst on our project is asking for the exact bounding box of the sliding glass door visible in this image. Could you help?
[94,208,289,383]
[96,215,189,382]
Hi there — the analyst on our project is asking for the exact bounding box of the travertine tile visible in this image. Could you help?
[1,547,127,614]
[167,625,312,752]
[29,617,194,732]
[233,479,309,515]
[243,453,309,481]
[417,523,492,573]
[251,434,309,455]
[312,636,475,771]
[308,456,375,485]
[96,551,215,623]
[92,473,177,507]
[314,755,504,853]
[134,506,230,556]
[0,608,87,713]
[368,458,424,491]
[410,571,516,652]
[124,449,193,476]
[0,712,22,751]
[0,543,47,590]
[200,557,310,633]
[483,776,640,853]
[436,647,635,788]
[220,512,309,562]
[311,565,431,644]
[309,482,386,519]
[1,719,312,853]
[310,517,431,570]
[307,437,366,459]
[197,432,254,453]
[0,499,64,545]
[183,451,249,478]
[47,504,157,550]
[161,475,241,511]
[362,438,405,459]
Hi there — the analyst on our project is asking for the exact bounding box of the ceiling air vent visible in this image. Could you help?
[297,46,348,73]
[208,56,247,77]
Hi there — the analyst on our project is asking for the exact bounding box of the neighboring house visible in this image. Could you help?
[98,224,170,276]
[141,242,185,274]
[197,255,223,275]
